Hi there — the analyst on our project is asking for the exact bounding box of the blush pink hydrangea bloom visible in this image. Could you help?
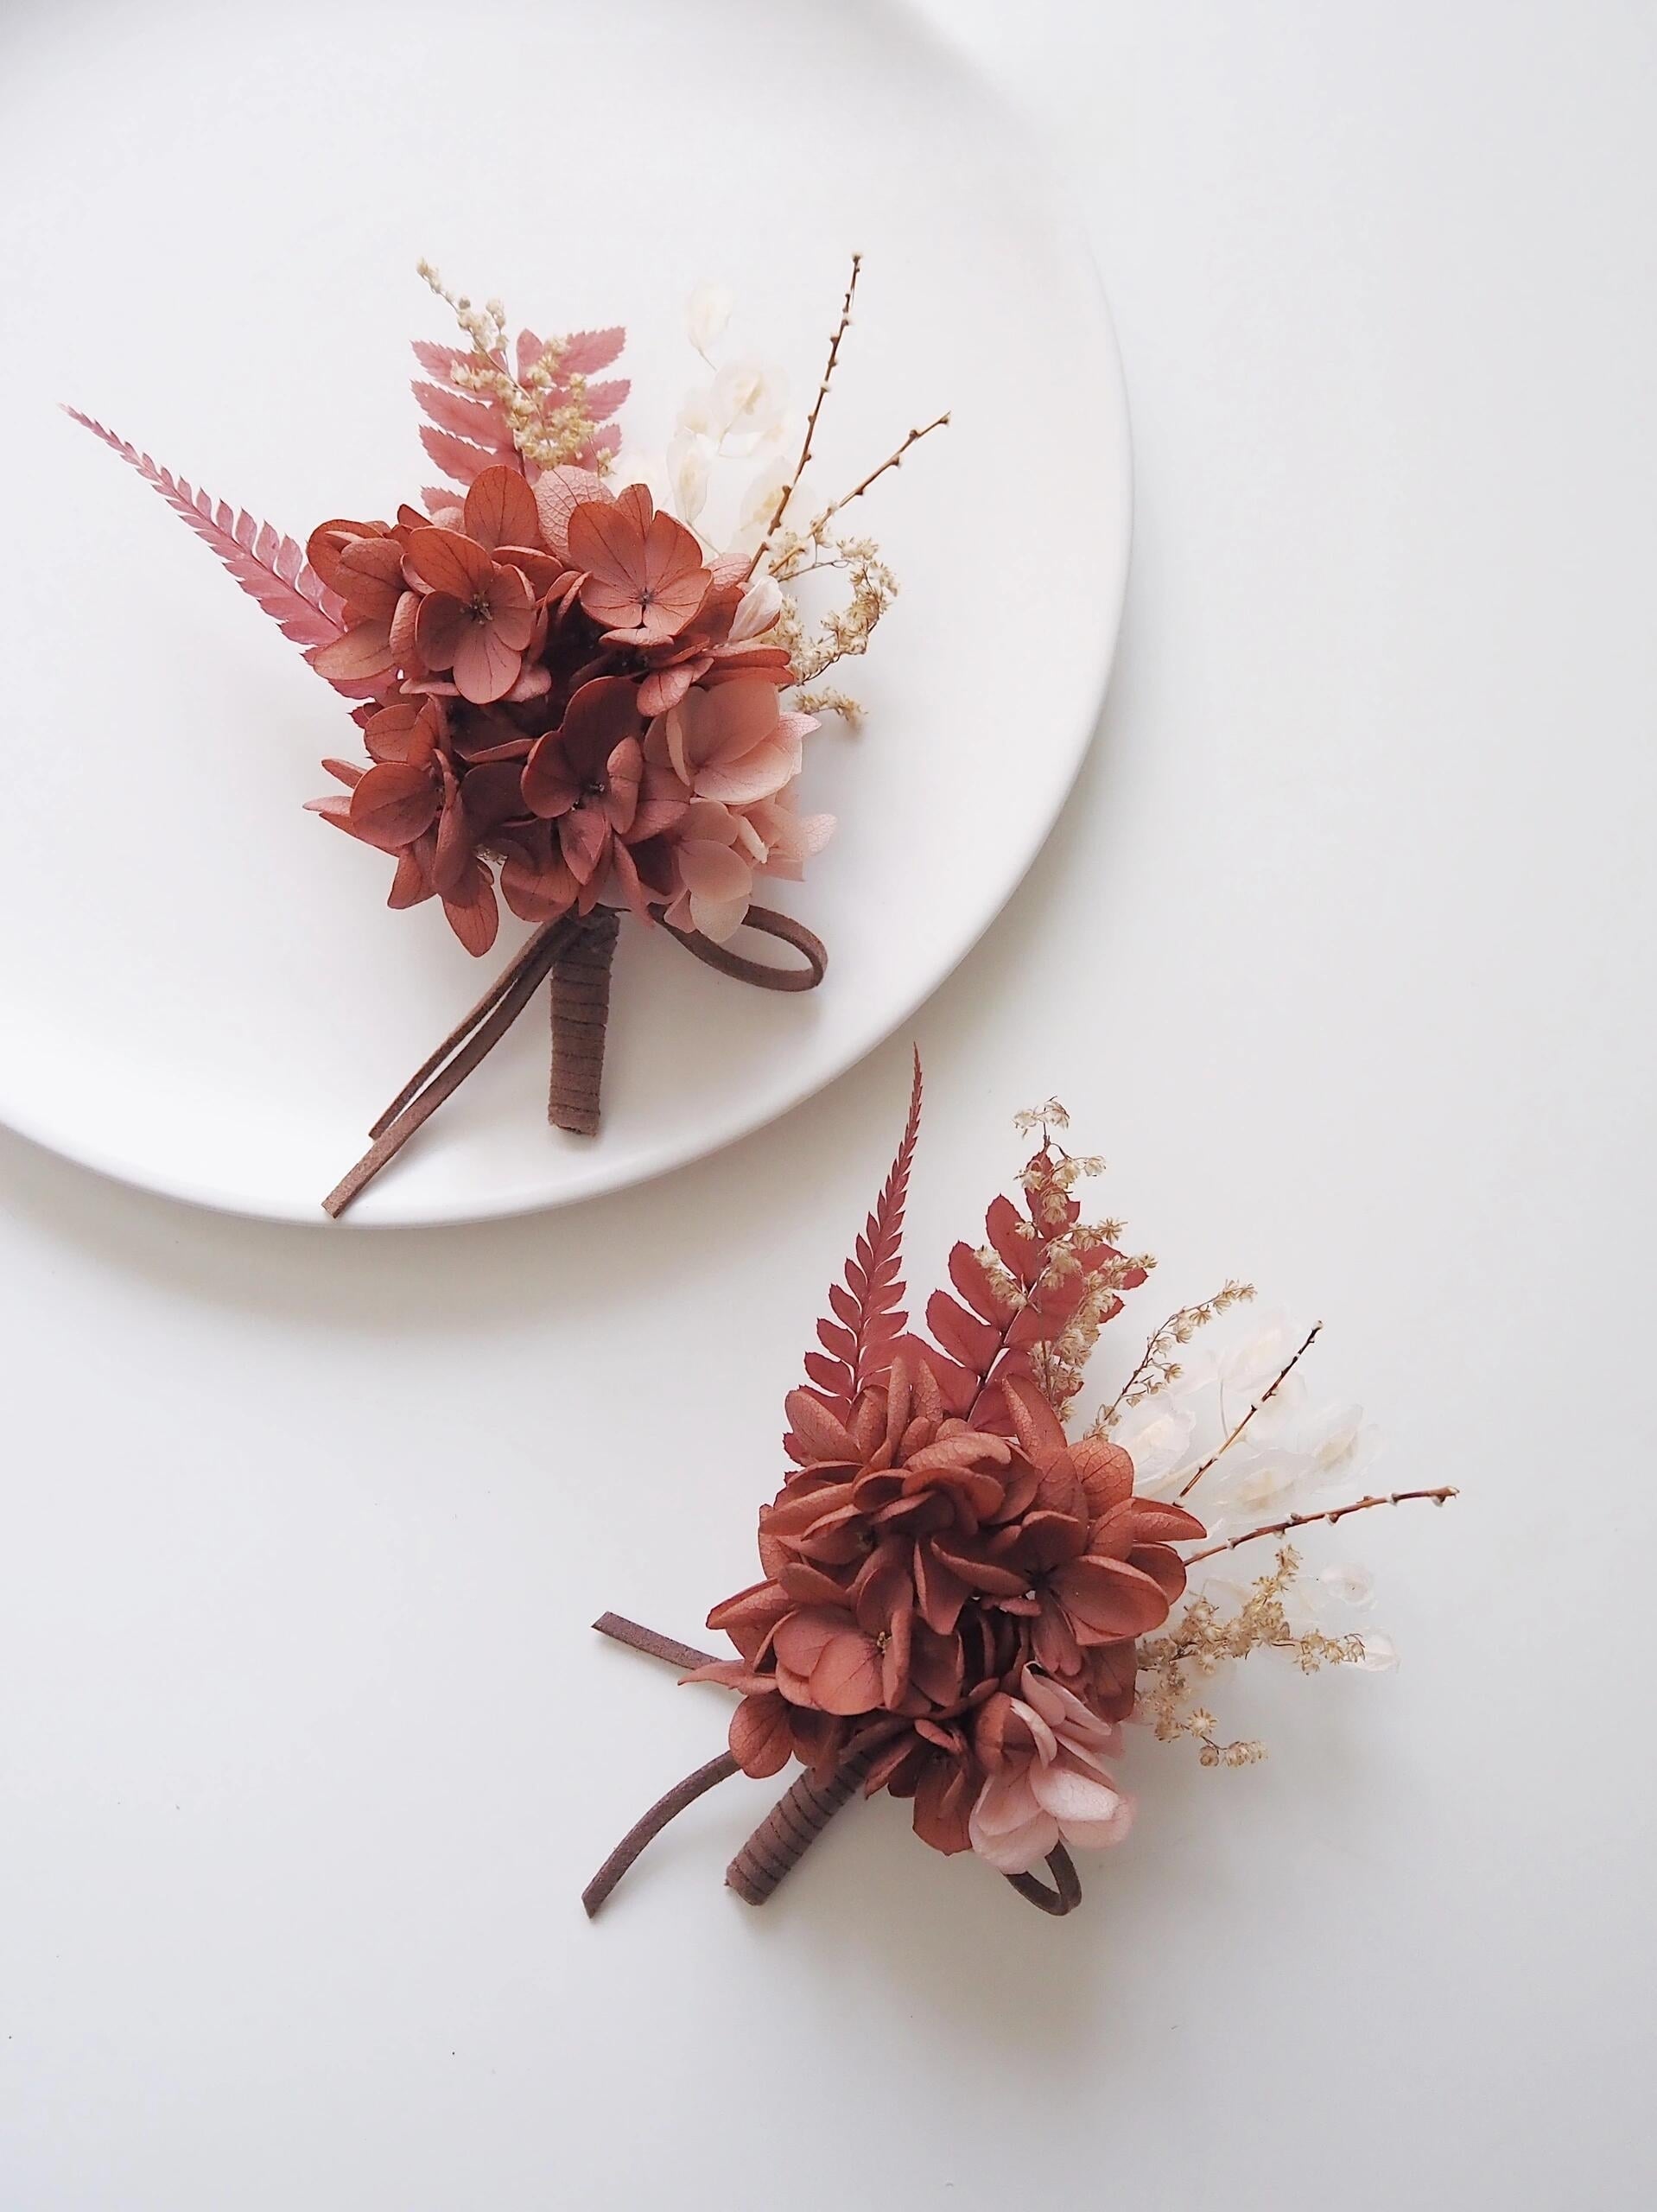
[968,1667,1135,1876]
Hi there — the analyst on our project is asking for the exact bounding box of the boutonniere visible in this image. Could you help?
[587,1059,1453,1918]
[70,257,944,1214]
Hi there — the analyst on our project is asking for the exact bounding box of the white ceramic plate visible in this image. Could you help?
[0,0,1128,1224]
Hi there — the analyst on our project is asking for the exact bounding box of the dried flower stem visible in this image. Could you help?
[809,413,951,533]
[1183,1486,1458,1563]
[748,251,862,577]
[1177,1322,1323,1499]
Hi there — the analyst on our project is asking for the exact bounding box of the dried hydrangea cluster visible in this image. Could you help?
[690,1083,1196,1872]
[69,257,944,1211]
[304,461,818,957]
[585,1062,1455,1921]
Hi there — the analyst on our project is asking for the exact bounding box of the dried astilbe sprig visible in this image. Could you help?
[1137,1545,1371,1766]
[584,1064,1454,1924]
[1097,1283,1259,1422]
[67,254,946,1213]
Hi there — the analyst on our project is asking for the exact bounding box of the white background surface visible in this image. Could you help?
[3,3,1654,2206]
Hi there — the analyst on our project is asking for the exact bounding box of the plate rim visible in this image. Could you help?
[0,31,1132,1230]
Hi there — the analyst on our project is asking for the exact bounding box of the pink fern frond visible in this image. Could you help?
[416,422,504,488]
[576,377,631,424]
[411,339,482,380]
[561,327,626,378]
[793,1052,924,1430]
[409,378,512,448]
[65,409,344,655]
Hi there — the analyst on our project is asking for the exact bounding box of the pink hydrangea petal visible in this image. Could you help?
[676,837,751,902]
[695,730,798,807]
[689,887,752,943]
[1028,1758,1127,1828]
[968,1776,1057,1875]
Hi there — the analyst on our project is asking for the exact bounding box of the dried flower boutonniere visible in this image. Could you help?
[586,1058,1453,1919]
[68,257,944,1214]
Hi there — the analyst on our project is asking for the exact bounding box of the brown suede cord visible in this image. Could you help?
[322,916,578,1218]
[586,1613,1089,1918]
[322,903,827,1217]
[581,1752,740,1919]
[591,1611,717,1674]
[548,909,620,1136]
[1004,1846,1082,1916]
[665,904,827,991]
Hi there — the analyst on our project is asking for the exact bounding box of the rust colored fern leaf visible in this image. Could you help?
[794,1052,924,1431]
[65,410,344,656]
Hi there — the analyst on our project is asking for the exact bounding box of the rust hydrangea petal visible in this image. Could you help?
[1051,1555,1172,1640]
[557,804,610,885]
[911,1758,975,1856]
[729,1693,794,1778]
[1072,1435,1135,1516]
[463,465,540,552]
[998,1373,1069,1463]
[484,564,536,652]
[784,1389,862,1465]
[1127,1500,1207,1544]
[441,864,499,957]
[404,525,495,599]
[414,592,468,671]
[348,761,439,849]
[808,1627,884,1715]
[308,620,397,681]
[451,619,523,705]
[520,734,580,820]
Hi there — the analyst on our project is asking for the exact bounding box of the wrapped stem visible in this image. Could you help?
[549,908,620,1136]
[726,1749,876,1906]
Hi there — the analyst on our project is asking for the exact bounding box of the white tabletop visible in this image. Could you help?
[3,3,1652,2206]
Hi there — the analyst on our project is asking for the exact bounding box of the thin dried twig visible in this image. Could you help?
[1177,1323,1323,1500]
[808,413,951,532]
[1183,1486,1458,1563]
[748,251,862,575]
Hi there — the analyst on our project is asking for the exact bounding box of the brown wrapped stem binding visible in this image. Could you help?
[322,903,827,1217]
[548,908,620,1136]
[581,1612,1084,1920]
